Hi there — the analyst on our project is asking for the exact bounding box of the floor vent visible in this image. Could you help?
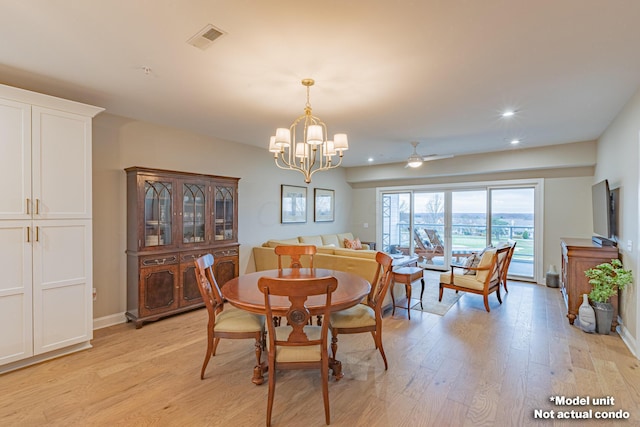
[187,24,224,50]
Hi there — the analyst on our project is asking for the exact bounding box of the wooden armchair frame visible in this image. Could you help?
[329,251,394,371]
[274,244,316,269]
[439,245,510,312]
[258,275,338,426]
[194,254,266,384]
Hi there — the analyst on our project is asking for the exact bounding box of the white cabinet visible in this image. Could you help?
[0,84,103,372]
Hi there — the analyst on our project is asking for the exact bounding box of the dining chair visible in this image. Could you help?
[274,244,317,269]
[194,254,266,384]
[258,274,338,427]
[329,251,394,370]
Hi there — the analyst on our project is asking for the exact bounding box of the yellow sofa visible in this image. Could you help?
[252,233,404,310]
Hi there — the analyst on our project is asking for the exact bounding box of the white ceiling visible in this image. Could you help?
[2,1,640,167]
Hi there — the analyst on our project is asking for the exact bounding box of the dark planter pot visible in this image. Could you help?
[593,301,614,334]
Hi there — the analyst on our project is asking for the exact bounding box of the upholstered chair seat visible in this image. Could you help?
[438,271,488,291]
[329,304,376,329]
[215,306,265,333]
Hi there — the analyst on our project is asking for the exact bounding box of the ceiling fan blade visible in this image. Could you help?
[422,154,454,161]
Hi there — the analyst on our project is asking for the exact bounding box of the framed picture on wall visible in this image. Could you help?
[314,188,335,222]
[281,185,307,223]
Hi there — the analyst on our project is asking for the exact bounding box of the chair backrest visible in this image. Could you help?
[475,246,511,287]
[502,241,517,282]
[194,254,225,316]
[424,229,444,249]
[274,245,317,269]
[258,275,337,348]
[366,252,395,313]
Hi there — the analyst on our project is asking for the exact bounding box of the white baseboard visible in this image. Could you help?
[93,312,127,330]
[617,322,638,359]
[0,341,92,374]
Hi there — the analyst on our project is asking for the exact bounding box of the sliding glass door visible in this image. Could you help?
[490,188,535,279]
[380,182,538,281]
[451,190,488,266]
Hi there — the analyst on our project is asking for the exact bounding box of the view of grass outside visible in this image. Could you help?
[383,187,536,277]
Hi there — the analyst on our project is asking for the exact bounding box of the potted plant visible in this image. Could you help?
[584,258,633,334]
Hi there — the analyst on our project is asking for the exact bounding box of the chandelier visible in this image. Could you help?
[269,79,348,183]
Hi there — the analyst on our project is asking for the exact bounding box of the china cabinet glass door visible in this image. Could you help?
[144,180,172,247]
[214,186,234,241]
[182,183,206,244]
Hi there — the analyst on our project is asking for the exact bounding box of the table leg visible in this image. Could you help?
[329,357,343,380]
[405,280,411,320]
[390,283,397,316]
[252,362,268,385]
[420,277,425,309]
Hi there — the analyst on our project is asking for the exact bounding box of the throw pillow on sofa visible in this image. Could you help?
[344,237,363,250]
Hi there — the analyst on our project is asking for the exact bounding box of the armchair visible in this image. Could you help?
[438,245,510,312]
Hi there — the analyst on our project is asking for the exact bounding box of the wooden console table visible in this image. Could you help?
[560,238,619,331]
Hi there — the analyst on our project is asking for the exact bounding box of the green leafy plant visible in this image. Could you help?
[585,258,633,303]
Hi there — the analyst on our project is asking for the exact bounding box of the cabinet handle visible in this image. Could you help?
[36,226,40,242]
[156,258,166,265]
[35,199,40,215]
[27,226,31,243]
[26,198,30,215]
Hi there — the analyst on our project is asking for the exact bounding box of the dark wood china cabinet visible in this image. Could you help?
[125,167,239,328]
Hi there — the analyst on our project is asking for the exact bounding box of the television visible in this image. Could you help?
[591,179,616,246]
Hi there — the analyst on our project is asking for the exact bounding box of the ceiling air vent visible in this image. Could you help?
[187,24,224,50]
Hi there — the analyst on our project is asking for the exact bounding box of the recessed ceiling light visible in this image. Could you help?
[502,110,516,118]
[510,139,520,145]
[367,157,374,162]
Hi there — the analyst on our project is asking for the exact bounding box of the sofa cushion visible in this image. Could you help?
[298,235,323,246]
[264,238,301,248]
[344,237,363,250]
[321,234,340,247]
[316,246,335,255]
[333,248,377,259]
[336,232,354,248]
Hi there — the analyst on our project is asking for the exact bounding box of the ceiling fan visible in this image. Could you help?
[405,141,453,168]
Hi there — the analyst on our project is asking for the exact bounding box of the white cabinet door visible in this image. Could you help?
[0,221,33,365]
[32,220,93,354]
[32,107,92,219]
[0,99,31,220]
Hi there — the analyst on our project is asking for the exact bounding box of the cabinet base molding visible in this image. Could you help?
[0,341,92,375]
[125,303,206,329]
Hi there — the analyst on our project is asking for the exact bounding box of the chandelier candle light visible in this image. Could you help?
[269,79,348,183]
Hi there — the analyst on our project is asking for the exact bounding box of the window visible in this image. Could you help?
[379,180,541,282]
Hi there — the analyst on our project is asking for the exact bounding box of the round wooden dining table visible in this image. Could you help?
[223,268,371,380]
[223,268,371,316]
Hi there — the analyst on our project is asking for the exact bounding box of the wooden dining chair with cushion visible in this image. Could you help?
[438,245,510,312]
[274,244,317,269]
[329,251,394,371]
[194,254,266,384]
[258,275,338,427]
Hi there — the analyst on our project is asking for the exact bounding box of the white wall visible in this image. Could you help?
[92,113,353,320]
[596,88,640,355]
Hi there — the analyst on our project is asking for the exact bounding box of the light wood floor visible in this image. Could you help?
[1,276,639,426]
